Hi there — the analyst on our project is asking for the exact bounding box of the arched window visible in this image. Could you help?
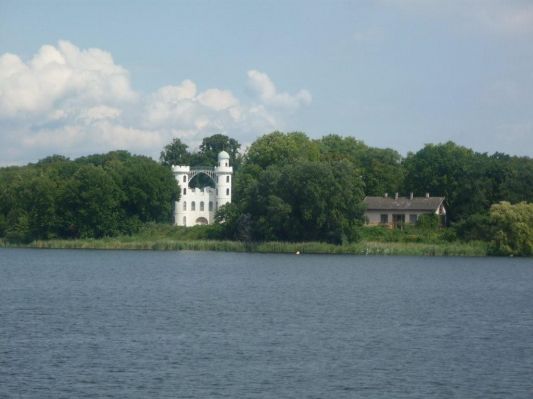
[183,201,187,211]
[191,201,196,211]
[183,175,187,183]
[216,189,218,195]
[226,188,230,196]
[216,201,218,210]
[183,216,186,226]
[226,175,230,183]
[225,162,228,167]
[209,201,213,211]
[217,176,219,182]
[200,201,204,211]
[183,188,187,195]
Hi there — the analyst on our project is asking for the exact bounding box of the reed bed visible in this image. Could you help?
[25,238,487,256]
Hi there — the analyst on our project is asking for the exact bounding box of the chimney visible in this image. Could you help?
[395,192,399,200]
[409,192,413,200]
[425,192,430,199]
[384,193,388,198]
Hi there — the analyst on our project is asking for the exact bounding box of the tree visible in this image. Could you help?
[221,133,366,243]
[60,164,122,238]
[244,131,320,171]
[403,142,487,223]
[195,134,241,168]
[113,155,179,224]
[488,201,533,256]
[160,138,190,166]
[318,134,403,195]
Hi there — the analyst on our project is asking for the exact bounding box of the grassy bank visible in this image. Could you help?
[15,237,487,256]
[1,224,488,256]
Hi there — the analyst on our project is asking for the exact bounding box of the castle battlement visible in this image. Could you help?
[171,165,190,173]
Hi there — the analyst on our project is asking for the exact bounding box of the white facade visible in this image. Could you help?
[172,151,232,226]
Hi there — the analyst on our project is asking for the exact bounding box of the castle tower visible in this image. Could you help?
[214,150,232,210]
[172,165,191,226]
[172,151,232,226]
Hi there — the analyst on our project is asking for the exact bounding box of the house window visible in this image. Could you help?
[380,214,388,224]
[226,175,230,183]
[216,201,218,210]
[183,188,187,195]
[209,201,213,211]
[183,201,187,211]
[183,175,187,183]
[200,201,204,211]
[183,216,186,226]
[191,201,196,211]
[225,162,228,167]
[393,214,405,228]
[409,214,418,224]
[226,188,230,196]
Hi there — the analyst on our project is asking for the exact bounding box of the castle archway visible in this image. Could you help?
[195,217,208,225]
[188,169,216,189]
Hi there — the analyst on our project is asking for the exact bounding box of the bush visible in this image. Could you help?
[488,202,532,256]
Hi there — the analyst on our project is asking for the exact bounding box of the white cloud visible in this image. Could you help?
[0,40,137,120]
[0,42,312,164]
[383,0,533,36]
[247,70,312,109]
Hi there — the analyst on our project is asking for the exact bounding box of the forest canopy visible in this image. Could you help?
[0,151,178,242]
[1,131,532,252]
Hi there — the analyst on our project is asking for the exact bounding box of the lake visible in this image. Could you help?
[1,248,532,398]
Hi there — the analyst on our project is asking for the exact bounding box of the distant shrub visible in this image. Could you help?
[488,202,532,256]
[416,214,440,229]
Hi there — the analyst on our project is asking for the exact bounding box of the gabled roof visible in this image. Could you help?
[364,196,445,211]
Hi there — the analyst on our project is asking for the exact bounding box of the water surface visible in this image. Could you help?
[1,249,532,398]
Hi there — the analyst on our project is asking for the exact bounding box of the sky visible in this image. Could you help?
[1,0,533,165]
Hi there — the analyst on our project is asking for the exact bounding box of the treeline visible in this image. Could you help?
[1,131,532,255]
[0,152,178,242]
[208,133,532,253]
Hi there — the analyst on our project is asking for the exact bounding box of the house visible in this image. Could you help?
[363,193,446,227]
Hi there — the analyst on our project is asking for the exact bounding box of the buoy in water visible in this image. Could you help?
[295,251,300,255]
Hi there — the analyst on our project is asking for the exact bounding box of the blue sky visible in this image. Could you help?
[1,0,533,164]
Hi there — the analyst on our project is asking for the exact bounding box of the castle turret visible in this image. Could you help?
[172,165,190,225]
[214,151,232,210]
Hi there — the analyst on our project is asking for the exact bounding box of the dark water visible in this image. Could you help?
[1,249,532,398]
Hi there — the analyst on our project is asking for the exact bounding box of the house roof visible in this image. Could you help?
[364,196,445,211]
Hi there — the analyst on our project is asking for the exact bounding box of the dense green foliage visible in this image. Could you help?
[0,152,178,242]
[160,134,242,169]
[488,202,533,256]
[1,130,532,255]
[217,132,367,244]
[403,142,533,223]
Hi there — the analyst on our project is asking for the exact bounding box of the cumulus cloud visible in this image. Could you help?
[0,41,312,164]
[0,40,137,119]
[247,70,312,109]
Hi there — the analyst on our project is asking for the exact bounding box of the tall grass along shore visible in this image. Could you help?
[8,237,487,256]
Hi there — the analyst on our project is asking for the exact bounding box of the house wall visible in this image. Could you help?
[365,210,424,226]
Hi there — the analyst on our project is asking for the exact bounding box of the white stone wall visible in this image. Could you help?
[172,152,232,227]
[175,187,217,226]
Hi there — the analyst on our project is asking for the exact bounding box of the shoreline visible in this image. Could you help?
[2,238,488,256]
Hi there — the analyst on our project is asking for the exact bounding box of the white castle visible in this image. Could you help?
[172,151,232,226]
